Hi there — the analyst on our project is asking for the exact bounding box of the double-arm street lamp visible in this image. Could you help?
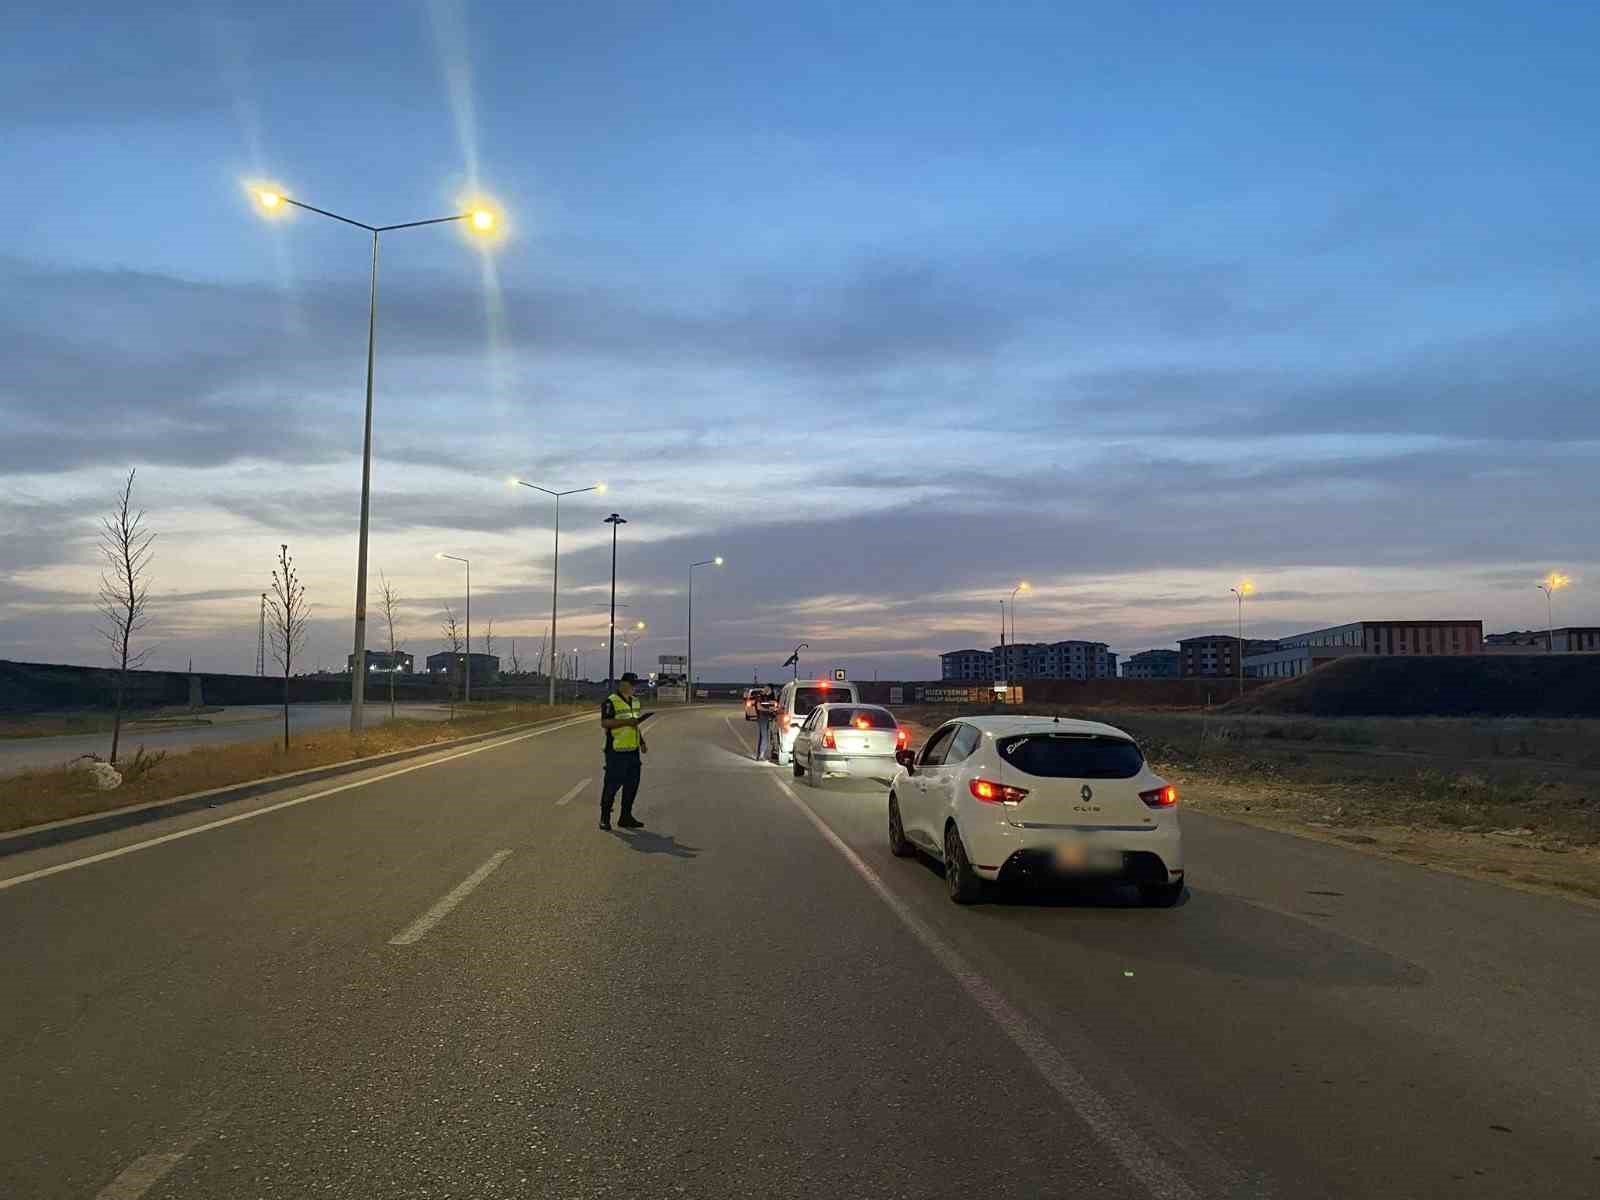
[604,513,628,687]
[439,554,471,703]
[514,480,606,704]
[1230,580,1255,698]
[1538,572,1571,652]
[253,186,498,732]
[687,557,724,702]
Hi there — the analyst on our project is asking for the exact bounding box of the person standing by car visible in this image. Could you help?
[753,686,778,762]
[599,671,648,831]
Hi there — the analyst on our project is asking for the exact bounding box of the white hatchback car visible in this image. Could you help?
[791,703,907,786]
[887,715,1184,906]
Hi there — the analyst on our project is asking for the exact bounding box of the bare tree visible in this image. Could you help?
[268,544,310,752]
[483,618,496,665]
[378,571,404,721]
[441,601,463,718]
[96,469,155,765]
[508,637,522,677]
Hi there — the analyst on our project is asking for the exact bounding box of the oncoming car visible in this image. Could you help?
[790,703,907,786]
[887,715,1183,907]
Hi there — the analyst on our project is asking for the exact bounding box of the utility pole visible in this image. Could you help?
[257,592,267,676]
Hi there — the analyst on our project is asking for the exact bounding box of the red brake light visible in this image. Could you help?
[1140,785,1179,808]
[895,727,909,748]
[969,778,1029,806]
[822,729,837,749]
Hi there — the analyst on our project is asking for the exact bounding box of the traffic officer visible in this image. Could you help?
[599,671,648,831]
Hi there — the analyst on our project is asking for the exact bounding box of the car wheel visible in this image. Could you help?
[888,794,914,858]
[1139,881,1184,908]
[792,756,805,778]
[944,823,983,905]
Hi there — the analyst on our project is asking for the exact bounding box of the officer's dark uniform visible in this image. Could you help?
[599,683,644,830]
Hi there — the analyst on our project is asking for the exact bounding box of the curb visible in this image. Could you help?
[0,712,596,860]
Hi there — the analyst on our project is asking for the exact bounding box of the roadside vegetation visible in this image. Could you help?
[896,704,1600,902]
[0,702,590,835]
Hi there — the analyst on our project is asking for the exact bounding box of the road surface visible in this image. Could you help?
[2,706,1596,1198]
[0,703,455,774]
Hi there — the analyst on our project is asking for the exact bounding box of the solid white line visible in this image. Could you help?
[94,1128,208,1199]
[388,850,513,945]
[0,714,595,893]
[723,715,754,755]
[771,775,1197,1200]
[555,777,591,806]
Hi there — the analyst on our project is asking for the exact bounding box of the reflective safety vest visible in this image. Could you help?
[605,691,642,752]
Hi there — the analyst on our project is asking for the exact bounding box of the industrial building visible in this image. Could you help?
[425,651,501,685]
[1122,649,1180,679]
[1244,620,1484,679]
[940,649,995,681]
[346,649,413,675]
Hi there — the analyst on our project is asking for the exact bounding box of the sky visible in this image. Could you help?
[2,0,1597,682]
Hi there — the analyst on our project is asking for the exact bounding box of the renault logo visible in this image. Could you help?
[1080,784,1093,802]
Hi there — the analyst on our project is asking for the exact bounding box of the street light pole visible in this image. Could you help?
[604,513,627,688]
[687,557,724,703]
[1007,581,1029,679]
[1230,582,1254,699]
[515,481,605,705]
[441,554,471,704]
[253,188,497,733]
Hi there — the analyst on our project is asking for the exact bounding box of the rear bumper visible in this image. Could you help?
[810,751,898,777]
[994,848,1182,888]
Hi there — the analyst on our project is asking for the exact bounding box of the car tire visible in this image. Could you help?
[888,794,914,858]
[807,759,823,788]
[792,757,804,778]
[944,823,984,905]
[1139,881,1184,908]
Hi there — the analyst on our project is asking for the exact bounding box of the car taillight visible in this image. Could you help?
[1140,785,1179,808]
[821,729,836,749]
[969,778,1029,806]
[895,728,909,748]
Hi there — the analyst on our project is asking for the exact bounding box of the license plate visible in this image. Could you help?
[1053,842,1122,875]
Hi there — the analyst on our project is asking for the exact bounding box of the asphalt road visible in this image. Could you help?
[2,706,1597,1199]
[0,703,455,774]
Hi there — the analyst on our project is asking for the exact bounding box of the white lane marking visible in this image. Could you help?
[389,850,513,945]
[0,714,596,893]
[94,1127,208,1199]
[723,715,755,755]
[772,775,1197,1200]
[555,777,591,806]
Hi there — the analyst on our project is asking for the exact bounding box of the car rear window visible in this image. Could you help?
[793,686,851,715]
[826,707,896,729]
[996,733,1143,779]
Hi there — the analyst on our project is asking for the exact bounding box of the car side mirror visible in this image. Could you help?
[895,748,917,773]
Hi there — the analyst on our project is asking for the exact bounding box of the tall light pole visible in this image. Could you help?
[253,187,498,732]
[1008,581,1030,677]
[1538,572,1571,651]
[440,554,471,703]
[687,557,724,703]
[1230,580,1255,699]
[603,513,628,687]
[257,592,267,676]
[514,480,605,705]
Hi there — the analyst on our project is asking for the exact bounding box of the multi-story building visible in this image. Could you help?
[991,640,1116,681]
[347,649,414,675]
[940,649,995,681]
[1244,620,1483,679]
[1179,635,1277,678]
[1122,649,1180,679]
[1488,627,1600,653]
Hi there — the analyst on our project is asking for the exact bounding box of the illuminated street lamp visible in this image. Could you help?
[514,480,605,704]
[253,185,499,733]
[1230,580,1255,698]
[438,554,471,703]
[1005,581,1031,678]
[1537,572,1571,652]
[687,557,724,703]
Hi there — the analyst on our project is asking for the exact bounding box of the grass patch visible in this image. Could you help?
[0,702,590,834]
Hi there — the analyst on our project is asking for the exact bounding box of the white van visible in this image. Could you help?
[772,678,860,764]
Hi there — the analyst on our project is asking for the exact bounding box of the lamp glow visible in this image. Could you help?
[470,209,494,232]
[257,190,282,209]
[714,556,724,566]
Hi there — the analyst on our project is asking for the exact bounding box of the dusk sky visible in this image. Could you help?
[2,1,1597,681]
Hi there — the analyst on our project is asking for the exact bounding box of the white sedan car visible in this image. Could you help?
[791,703,907,786]
[887,715,1184,906]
